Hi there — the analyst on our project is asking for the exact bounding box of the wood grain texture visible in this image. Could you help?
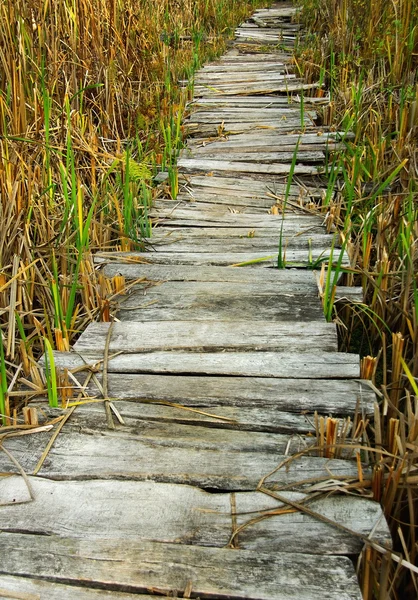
[74,321,338,354]
[0,477,391,554]
[2,425,365,490]
[45,349,359,379]
[95,250,350,267]
[71,373,375,416]
[101,263,320,283]
[178,158,322,176]
[0,533,362,600]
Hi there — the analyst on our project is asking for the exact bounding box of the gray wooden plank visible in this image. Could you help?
[47,350,360,378]
[95,250,350,267]
[171,192,297,209]
[185,121,316,136]
[0,477,391,554]
[51,397,331,435]
[147,234,339,252]
[0,416,365,487]
[0,533,363,599]
[217,53,293,63]
[55,396,368,435]
[187,107,304,116]
[154,200,277,215]
[178,160,322,177]
[71,373,375,416]
[149,225,325,238]
[0,576,154,600]
[194,81,320,96]
[194,73,296,84]
[186,109,313,122]
[180,174,325,198]
[110,292,327,323]
[100,263,320,283]
[182,150,324,163]
[148,208,319,225]
[74,321,337,354]
[197,62,287,72]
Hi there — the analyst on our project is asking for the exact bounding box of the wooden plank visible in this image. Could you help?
[185,121,316,136]
[179,174,324,198]
[0,576,153,600]
[148,225,326,239]
[0,533,363,599]
[178,163,323,180]
[73,375,374,417]
[198,62,287,72]
[182,150,324,163]
[148,209,321,226]
[74,321,338,354]
[100,263,320,283]
[194,73,296,84]
[37,374,376,429]
[152,200,276,215]
[46,350,360,379]
[110,277,321,297]
[192,95,295,105]
[1,418,365,487]
[95,250,350,267]
[146,234,339,252]
[218,53,293,62]
[55,394,369,435]
[185,130,351,146]
[108,299,324,324]
[156,199,276,214]
[194,81,320,96]
[168,192,314,208]
[0,477,391,554]
[186,109,313,122]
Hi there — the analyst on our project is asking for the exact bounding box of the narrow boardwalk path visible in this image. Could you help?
[0,4,391,599]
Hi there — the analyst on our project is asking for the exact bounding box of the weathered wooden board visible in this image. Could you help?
[180,174,325,198]
[146,209,322,225]
[185,121,316,136]
[198,62,287,72]
[185,131,350,150]
[187,106,305,116]
[0,576,152,600]
[185,109,313,122]
[153,199,277,215]
[74,321,337,354]
[111,293,326,323]
[0,533,363,599]
[101,263,319,283]
[184,150,324,163]
[0,477,391,554]
[147,234,339,252]
[46,389,370,435]
[171,192,292,209]
[194,81,320,96]
[185,122,315,137]
[47,350,359,379]
[2,420,365,490]
[178,160,322,177]
[73,374,375,417]
[216,53,294,63]
[95,250,349,268]
[157,199,278,214]
[194,73,296,84]
[149,225,326,239]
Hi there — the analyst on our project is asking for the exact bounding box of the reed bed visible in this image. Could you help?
[296,0,418,596]
[0,0,269,422]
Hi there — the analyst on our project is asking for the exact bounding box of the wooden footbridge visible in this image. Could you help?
[0,3,391,599]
